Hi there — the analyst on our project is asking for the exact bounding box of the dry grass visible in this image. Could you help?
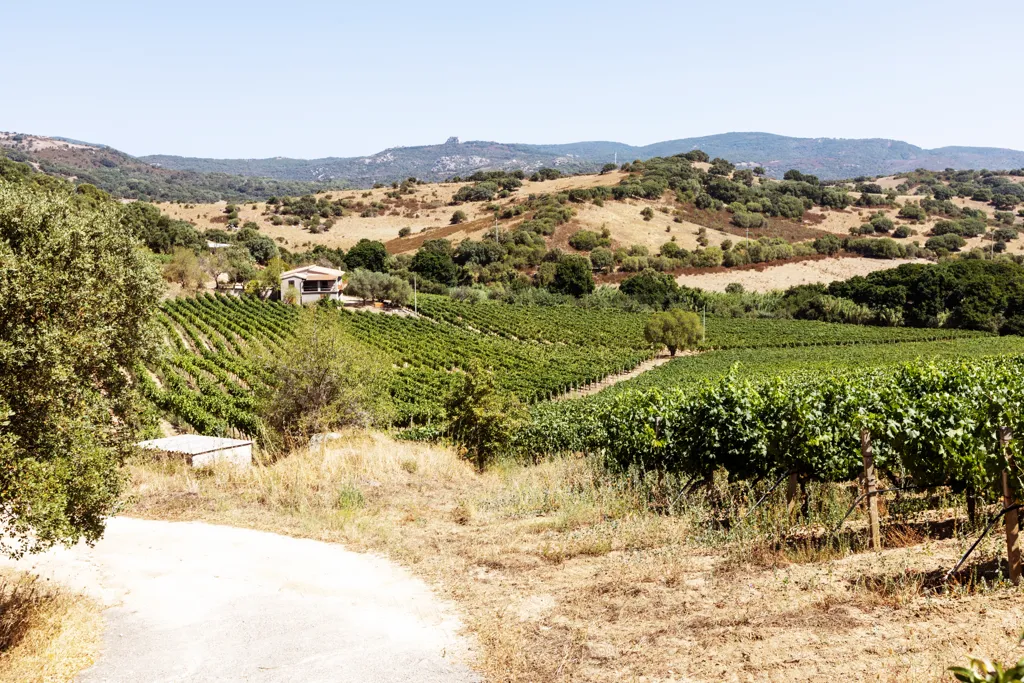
[127,433,1024,682]
[0,571,101,683]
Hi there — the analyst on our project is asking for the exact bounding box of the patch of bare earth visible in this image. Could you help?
[676,256,929,293]
[125,433,1024,682]
[554,352,678,400]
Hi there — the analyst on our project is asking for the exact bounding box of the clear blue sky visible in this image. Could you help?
[5,0,1023,158]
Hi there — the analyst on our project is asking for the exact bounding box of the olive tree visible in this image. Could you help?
[644,309,703,356]
[445,363,526,471]
[0,183,162,557]
[344,269,412,305]
[163,247,206,291]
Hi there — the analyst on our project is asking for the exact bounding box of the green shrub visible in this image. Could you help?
[869,214,894,233]
[549,255,594,296]
[620,268,679,308]
[898,202,927,220]
[813,234,842,255]
[589,246,615,272]
[846,237,907,259]
[568,230,600,251]
[926,233,966,252]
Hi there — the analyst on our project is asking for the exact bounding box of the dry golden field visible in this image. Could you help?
[156,172,633,253]
[676,256,932,293]
[159,169,1024,290]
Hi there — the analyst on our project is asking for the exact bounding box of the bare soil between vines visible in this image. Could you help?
[126,434,1024,682]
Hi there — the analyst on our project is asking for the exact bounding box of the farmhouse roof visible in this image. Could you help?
[280,265,345,281]
[137,435,252,456]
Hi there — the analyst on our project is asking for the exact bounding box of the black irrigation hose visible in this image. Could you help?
[944,503,1023,581]
[830,484,926,535]
[739,470,795,523]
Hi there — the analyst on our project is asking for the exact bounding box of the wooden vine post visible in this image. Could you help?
[785,472,800,520]
[1000,427,1021,584]
[861,428,881,551]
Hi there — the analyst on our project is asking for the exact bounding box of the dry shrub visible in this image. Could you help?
[451,500,476,525]
[0,576,39,652]
[539,537,613,564]
[0,572,100,682]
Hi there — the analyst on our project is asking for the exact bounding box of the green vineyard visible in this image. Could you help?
[596,354,1024,494]
[143,293,1008,454]
[519,336,1024,456]
[144,293,657,435]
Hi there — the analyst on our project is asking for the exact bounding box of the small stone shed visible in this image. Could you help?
[137,435,253,468]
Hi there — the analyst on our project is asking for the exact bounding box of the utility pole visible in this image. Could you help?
[413,275,417,314]
[702,303,707,343]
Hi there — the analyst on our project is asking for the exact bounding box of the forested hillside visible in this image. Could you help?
[8,131,1024,198]
[142,132,1024,184]
[0,133,335,202]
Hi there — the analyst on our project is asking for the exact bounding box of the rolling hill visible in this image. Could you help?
[6,130,1024,202]
[142,132,1024,184]
[0,132,334,203]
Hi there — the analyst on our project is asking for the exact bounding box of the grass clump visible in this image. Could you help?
[0,571,100,682]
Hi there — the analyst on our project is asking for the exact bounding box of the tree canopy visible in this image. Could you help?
[0,182,162,556]
[644,309,703,355]
[344,239,388,272]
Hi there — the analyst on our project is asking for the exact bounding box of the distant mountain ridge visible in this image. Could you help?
[6,130,1024,202]
[141,132,1024,185]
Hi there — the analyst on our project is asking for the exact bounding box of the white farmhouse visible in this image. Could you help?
[280,265,345,304]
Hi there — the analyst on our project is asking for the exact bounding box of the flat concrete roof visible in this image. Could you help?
[137,435,253,456]
[281,265,344,280]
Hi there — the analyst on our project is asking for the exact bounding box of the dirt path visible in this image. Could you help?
[554,352,691,401]
[1,517,478,683]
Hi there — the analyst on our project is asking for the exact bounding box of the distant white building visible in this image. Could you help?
[280,265,345,304]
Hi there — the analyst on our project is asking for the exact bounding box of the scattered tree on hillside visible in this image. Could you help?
[450,210,467,225]
[411,239,459,286]
[620,268,679,308]
[344,238,388,272]
[237,227,278,265]
[549,254,594,296]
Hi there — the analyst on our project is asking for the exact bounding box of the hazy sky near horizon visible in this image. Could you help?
[5,0,1024,158]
